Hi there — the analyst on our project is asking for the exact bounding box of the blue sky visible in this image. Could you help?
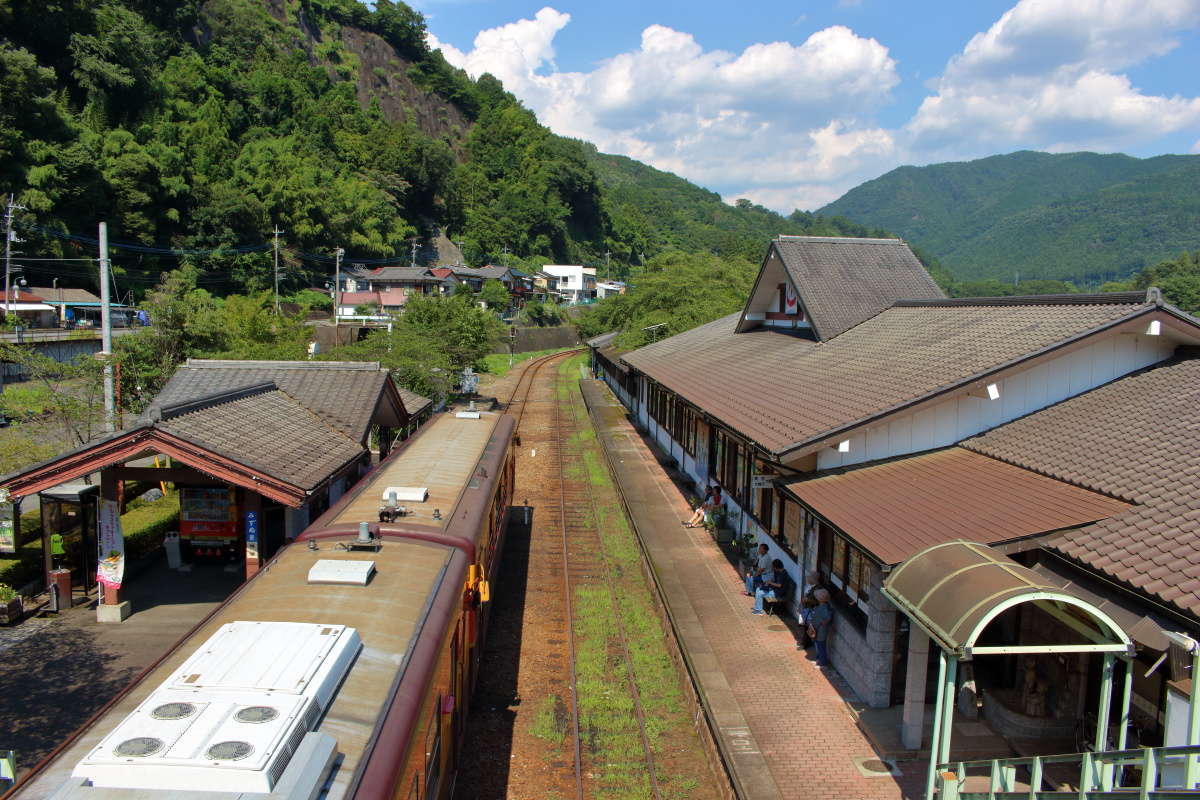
[411,0,1200,212]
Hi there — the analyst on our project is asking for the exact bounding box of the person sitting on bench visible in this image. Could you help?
[743,543,770,595]
[752,560,790,615]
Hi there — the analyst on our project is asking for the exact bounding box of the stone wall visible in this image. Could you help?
[827,566,898,708]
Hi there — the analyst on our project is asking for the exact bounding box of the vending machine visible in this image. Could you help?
[179,487,238,562]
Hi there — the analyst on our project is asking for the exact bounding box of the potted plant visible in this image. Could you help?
[0,583,22,624]
[705,506,734,544]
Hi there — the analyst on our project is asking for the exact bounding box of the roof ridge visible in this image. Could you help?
[894,291,1150,308]
[156,382,276,421]
[184,359,382,371]
[775,235,902,244]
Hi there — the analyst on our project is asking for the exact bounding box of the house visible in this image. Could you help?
[0,360,412,602]
[591,235,1200,755]
[596,281,625,299]
[22,286,138,328]
[336,288,408,318]
[1,289,57,328]
[446,265,517,293]
[542,264,596,304]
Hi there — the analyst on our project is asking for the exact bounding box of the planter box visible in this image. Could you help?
[0,596,22,625]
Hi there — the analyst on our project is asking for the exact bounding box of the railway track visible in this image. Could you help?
[501,350,662,800]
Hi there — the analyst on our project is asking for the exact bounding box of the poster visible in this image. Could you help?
[0,502,14,555]
[97,499,125,590]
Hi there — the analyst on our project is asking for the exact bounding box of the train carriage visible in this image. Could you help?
[10,409,515,800]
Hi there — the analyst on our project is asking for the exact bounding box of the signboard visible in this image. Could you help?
[97,499,125,591]
[0,502,14,555]
[244,510,259,564]
[750,474,775,490]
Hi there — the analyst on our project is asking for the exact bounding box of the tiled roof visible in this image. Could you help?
[963,352,1200,618]
[26,287,103,304]
[158,385,363,490]
[623,297,1153,455]
[770,237,945,340]
[396,386,432,416]
[146,360,391,443]
[782,447,1130,566]
[368,267,441,283]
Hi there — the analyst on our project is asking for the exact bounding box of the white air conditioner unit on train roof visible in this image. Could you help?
[382,486,428,503]
[71,621,360,794]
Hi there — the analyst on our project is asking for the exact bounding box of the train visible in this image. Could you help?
[10,407,516,800]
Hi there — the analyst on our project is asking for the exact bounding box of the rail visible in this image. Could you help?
[553,359,663,800]
[939,744,1200,799]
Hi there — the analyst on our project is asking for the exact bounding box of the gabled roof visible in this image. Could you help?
[396,386,432,417]
[155,383,363,490]
[145,359,404,444]
[963,351,1200,619]
[1,360,408,506]
[623,293,1181,457]
[740,237,944,340]
[25,287,103,304]
[368,266,441,283]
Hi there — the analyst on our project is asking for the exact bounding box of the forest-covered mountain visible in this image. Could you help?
[0,0,882,297]
[818,151,1200,288]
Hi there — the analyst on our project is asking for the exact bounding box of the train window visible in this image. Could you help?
[424,699,442,799]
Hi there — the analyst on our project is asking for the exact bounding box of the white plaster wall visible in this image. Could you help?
[817,332,1174,470]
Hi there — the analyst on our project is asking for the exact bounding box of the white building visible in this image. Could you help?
[541,265,596,305]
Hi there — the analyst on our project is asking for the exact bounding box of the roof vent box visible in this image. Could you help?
[382,486,428,503]
[72,621,360,794]
[308,559,376,586]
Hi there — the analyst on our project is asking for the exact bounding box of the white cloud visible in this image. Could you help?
[909,0,1200,155]
[426,9,900,211]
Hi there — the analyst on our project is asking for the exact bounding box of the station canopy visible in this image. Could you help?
[883,540,1133,659]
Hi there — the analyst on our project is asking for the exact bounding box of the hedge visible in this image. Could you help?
[0,493,180,592]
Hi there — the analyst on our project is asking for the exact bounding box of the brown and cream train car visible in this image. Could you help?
[10,409,515,800]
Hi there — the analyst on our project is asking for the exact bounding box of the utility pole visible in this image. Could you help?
[604,251,611,281]
[99,222,116,432]
[4,194,26,313]
[334,247,344,329]
[272,226,284,315]
[500,244,510,267]
[408,237,419,268]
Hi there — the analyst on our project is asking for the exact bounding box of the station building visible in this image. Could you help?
[1,359,412,596]
[591,236,1200,755]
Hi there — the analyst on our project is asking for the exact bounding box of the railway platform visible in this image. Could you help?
[581,378,925,800]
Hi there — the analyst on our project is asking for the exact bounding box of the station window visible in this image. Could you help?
[816,520,873,629]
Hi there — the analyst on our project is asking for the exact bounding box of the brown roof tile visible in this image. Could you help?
[963,354,1200,618]
[159,387,362,491]
[148,360,391,443]
[623,298,1151,455]
[781,448,1130,565]
[771,236,945,340]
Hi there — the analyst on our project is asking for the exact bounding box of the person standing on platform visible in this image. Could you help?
[807,588,833,666]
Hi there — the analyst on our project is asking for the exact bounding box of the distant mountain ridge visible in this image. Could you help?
[818,151,1200,287]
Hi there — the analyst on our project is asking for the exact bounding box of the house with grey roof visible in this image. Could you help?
[592,235,1200,755]
[0,360,412,602]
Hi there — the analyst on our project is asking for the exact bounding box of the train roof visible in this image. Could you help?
[322,409,511,535]
[18,535,466,800]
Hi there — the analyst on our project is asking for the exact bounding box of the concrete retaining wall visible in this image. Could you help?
[492,325,580,354]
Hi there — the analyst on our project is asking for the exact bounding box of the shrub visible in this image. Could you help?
[0,583,17,602]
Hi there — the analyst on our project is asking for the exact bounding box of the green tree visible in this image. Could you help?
[398,293,503,371]
[478,278,510,311]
